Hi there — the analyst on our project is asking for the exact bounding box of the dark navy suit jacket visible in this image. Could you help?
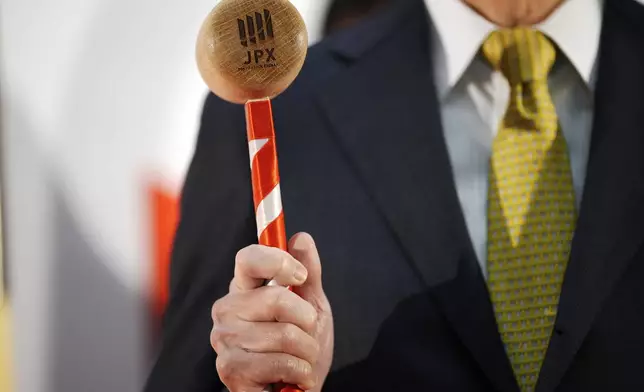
[146,0,644,390]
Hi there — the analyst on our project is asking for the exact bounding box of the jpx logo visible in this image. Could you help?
[237,9,277,68]
[238,9,273,47]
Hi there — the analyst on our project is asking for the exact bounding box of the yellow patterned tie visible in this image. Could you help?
[483,29,576,391]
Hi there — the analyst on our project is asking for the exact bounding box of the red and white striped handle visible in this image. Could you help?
[245,98,302,392]
[246,98,287,252]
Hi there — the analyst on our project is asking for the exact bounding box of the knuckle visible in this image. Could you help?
[234,247,250,269]
[273,356,312,381]
[301,304,318,333]
[284,357,300,374]
[210,325,231,353]
[294,358,313,380]
[236,244,262,269]
[211,297,228,322]
[278,254,291,276]
[210,327,220,351]
[216,353,235,380]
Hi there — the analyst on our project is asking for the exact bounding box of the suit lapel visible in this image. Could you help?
[317,0,464,288]
[538,1,644,390]
[315,1,517,390]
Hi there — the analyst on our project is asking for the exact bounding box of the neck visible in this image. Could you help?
[463,0,565,27]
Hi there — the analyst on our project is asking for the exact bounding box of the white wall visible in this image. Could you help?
[0,1,329,391]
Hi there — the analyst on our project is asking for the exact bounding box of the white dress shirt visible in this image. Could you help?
[424,0,604,277]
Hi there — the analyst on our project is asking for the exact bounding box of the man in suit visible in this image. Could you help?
[145,0,644,391]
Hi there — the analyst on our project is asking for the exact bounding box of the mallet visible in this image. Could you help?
[196,1,308,391]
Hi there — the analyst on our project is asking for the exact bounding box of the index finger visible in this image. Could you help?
[230,245,308,292]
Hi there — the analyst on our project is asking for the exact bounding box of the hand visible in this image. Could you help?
[211,233,334,392]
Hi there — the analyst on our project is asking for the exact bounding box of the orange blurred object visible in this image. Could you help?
[149,184,179,319]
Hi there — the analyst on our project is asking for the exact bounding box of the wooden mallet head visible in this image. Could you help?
[196,0,308,104]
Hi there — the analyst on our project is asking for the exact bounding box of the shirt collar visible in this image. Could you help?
[426,0,604,97]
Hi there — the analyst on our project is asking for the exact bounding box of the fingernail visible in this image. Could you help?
[294,265,308,282]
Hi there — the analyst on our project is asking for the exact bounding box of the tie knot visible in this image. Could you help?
[482,28,556,85]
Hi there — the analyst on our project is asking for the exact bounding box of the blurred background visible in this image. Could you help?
[0,0,396,391]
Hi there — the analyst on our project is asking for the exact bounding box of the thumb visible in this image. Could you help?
[288,232,324,302]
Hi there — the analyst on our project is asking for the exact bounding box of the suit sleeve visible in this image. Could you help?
[144,93,256,391]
